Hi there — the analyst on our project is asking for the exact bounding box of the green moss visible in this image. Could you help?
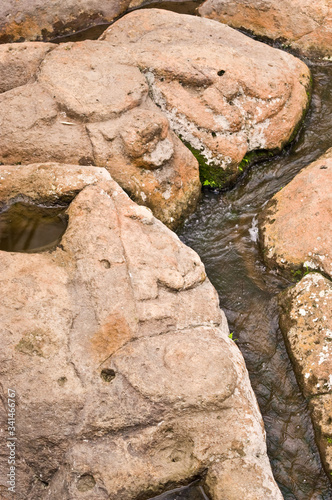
[180,138,237,189]
[180,79,312,190]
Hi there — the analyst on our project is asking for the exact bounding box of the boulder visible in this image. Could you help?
[101,9,311,187]
[0,42,54,93]
[0,40,201,229]
[279,272,332,479]
[0,163,282,499]
[199,0,332,59]
[0,0,204,43]
[259,148,332,278]
[0,0,129,43]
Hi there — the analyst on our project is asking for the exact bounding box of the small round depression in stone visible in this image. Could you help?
[0,202,68,253]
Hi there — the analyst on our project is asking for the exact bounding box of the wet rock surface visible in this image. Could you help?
[257,93,332,488]
[198,0,332,59]
[0,40,201,229]
[0,42,54,93]
[178,63,332,498]
[0,163,282,500]
[0,0,205,43]
[0,10,311,218]
[101,9,311,187]
[279,273,332,480]
[0,0,131,43]
[259,148,332,279]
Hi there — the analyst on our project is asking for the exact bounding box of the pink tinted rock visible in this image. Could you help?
[0,163,282,499]
[279,272,332,479]
[259,148,332,278]
[199,0,332,59]
[101,9,311,185]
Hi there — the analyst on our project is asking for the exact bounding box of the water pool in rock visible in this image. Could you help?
[149,481,209,500]
[0,202,68,253]
[177,63,332,499]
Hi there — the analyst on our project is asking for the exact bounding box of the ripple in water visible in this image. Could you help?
[177,64,332,499]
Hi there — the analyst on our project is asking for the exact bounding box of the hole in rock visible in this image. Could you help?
[0,202,68,253]
[100,368,116,382]
[217,70,225,76]
[76,473,96,492]
[57,377,67,387]
[148,480,210,500]
[100,259,111,269]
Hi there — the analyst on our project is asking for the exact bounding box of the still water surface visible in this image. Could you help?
[0,202,68,253]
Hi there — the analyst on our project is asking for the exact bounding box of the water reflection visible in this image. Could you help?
[0,202,68,253]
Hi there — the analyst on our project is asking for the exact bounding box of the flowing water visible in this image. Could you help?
[0,202,68,253]
[177,64,332,499]
[2,9,331,498]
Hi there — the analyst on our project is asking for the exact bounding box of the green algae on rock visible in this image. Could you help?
[258,147,332,279]
[101,9,311,190]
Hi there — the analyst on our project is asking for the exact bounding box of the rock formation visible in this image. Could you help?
[199,0,332,59]
[279,273,332,480]
[0,11,311,200]
[260,148,332,482]
[100,9,311,187]
[0,0,153,43]
[0,163,282,499]
[0,40,201,229]
[259,147,332,278]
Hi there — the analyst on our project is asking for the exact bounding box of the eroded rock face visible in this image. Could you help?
[0,41,201,229]
[199,0,332,59]
[101,9,311,187]
[262,148,332,482]
[259,147,332,278]
[0,163,282,500]
[279,273,332,479]
[0,0,204,43]
[0,42,54,93]
[0,0,128,43]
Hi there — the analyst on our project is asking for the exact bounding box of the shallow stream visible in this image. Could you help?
[177,63,332,499]
[2,12,331,499]
[0,202,68,253]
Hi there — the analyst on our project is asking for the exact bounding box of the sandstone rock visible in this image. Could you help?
[0,0,203,43]
[101,9,311,187]
[0,163,282,499]
[0,40,201,229]
[0,42,54,94]
[0,0,129,43]
[279,272,332,479]
[199,0,332,59]
[259,148,332,278]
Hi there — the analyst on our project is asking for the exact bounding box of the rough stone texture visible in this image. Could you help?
[0,40,201,229]
[279,272,332,480]
[259,147,332,278]
[0,163,282,499]
[0,0,205,43]
[199,0,332,59]
[0,0,129,43]
[101,9,311,186]
[0,42,54,93]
